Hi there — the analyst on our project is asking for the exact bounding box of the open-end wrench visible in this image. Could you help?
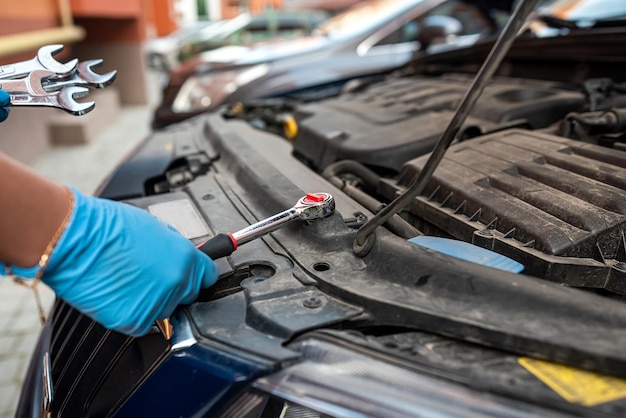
[9,86,95,116]
[197,193,335,259]
[0,44,78,80]
[44,59,118,91]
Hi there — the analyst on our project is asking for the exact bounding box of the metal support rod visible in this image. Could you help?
[353,0,540,256]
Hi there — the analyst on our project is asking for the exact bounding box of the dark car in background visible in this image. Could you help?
[153,0,510,129]
[177,10,329,62]
[18,0,626,417]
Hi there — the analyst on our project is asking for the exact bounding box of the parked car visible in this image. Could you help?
[177,10,330,62]
[19,0,626,417]
[153,0,510,129]
[144,20,222,72]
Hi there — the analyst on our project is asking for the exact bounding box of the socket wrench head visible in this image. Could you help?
[295,193,335,221]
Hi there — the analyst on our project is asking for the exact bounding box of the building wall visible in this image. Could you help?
[217,0,283,19]
[0,0,59,35]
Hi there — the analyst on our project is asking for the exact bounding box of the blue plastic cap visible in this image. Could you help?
[408,236,525,274]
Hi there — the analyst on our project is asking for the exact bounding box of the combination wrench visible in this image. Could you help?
[197,193,335,259]
[9,86,95,116]
[43,59,117,91]
[0,44,77,80]
[0,70,54,95]
[1,70,95,116]
[0,45,116,115]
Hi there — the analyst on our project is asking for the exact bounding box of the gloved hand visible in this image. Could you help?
[8,186,218,336]
[0,90,10,122]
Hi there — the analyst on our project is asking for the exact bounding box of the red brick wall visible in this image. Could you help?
[0,0,65,64]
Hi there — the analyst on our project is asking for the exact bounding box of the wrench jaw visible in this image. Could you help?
[58,87,96,116]
[27,70,56,95]
[78,59,118,88]
[37,44,78,77]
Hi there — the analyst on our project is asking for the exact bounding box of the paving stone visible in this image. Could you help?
[3,312,43,336]
[0,335,19,358]
[0,382,19,417]
[0,284,30,315]
[14,333,40,358]
[0,359,20,386]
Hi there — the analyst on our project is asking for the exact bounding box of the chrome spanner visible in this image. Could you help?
[1,70,95,115]
[0,44,77,80]
[9,87,95,116]
[44,59,117,91]
[197,193,335,259]
[0,70,55,95]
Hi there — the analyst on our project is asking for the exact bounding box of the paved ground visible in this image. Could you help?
[0,103,154,417]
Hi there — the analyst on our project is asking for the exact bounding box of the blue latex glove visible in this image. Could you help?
[6,186,218,336]
[0,90,9,122]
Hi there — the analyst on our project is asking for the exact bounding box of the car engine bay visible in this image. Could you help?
[43,23,626,418]
[291,74,626,296]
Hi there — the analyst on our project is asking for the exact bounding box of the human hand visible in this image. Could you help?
[11,187,218,336]
[0,90,9,122]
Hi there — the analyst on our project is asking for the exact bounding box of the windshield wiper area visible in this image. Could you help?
[535,14,579,29]
[536,13,626,30]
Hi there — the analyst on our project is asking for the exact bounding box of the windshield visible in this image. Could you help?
[175,21,215,39]
[538,0,626,22]
[212,14,253,39]
[314,0,424,39]
[194,15,252,42]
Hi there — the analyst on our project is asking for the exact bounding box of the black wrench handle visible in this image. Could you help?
[197,233,237,260]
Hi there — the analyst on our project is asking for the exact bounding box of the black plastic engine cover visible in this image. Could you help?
[380,128,626,293]
[293,76,584,172]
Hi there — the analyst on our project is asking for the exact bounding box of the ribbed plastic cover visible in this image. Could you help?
[388,129,626,292]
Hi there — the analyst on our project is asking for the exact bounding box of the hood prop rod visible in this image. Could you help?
[353,0,540,257]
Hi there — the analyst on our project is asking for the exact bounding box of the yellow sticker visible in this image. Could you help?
[519,357,626,406]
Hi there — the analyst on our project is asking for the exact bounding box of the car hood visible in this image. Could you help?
[196,36,331,66]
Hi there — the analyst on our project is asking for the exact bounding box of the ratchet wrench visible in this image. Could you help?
[198,193,335,259]
[155,193,334,340]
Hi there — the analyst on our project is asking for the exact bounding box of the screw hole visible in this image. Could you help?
[313,262,330,272]
[414,274,430,287]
